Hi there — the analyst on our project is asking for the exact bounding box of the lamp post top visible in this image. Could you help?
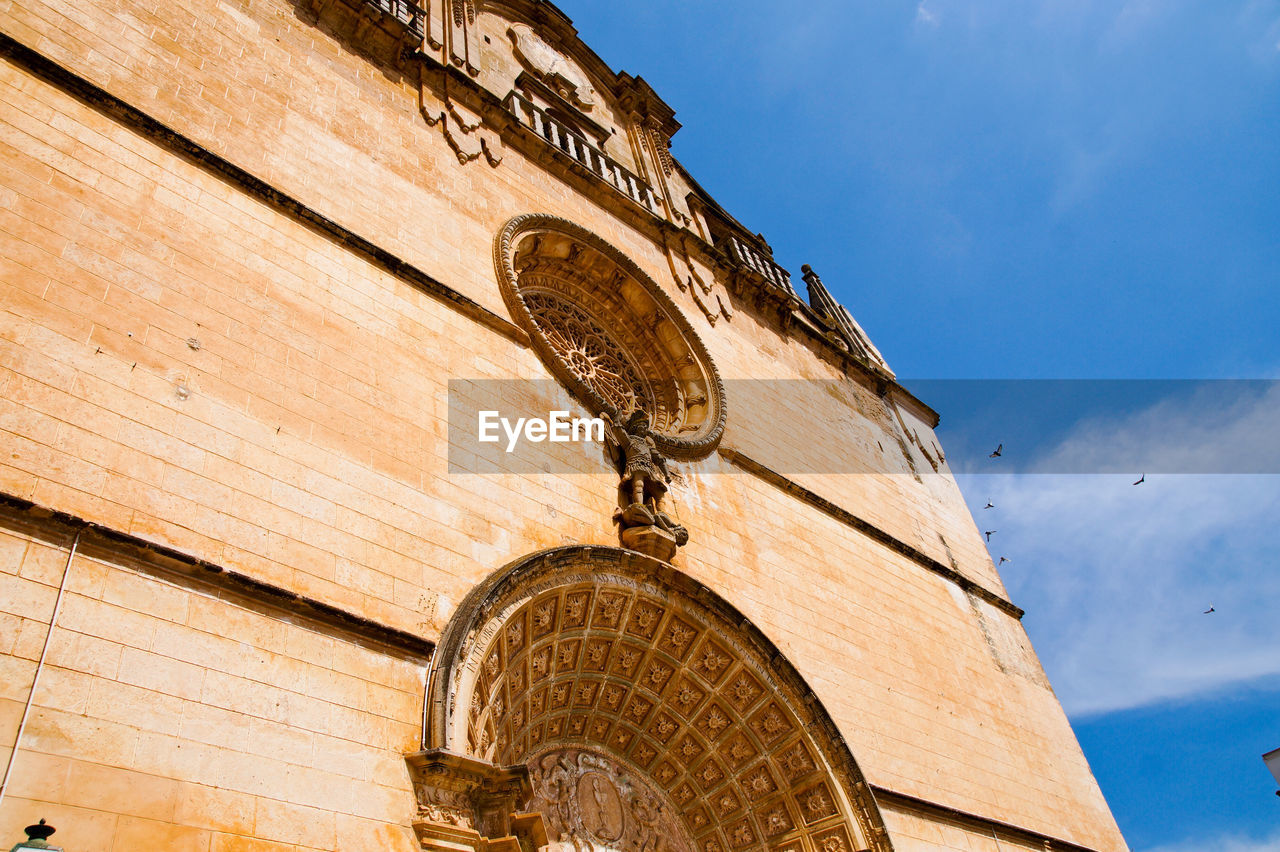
[9,819,62,852]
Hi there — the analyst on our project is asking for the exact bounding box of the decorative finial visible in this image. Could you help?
[24,821,56,841]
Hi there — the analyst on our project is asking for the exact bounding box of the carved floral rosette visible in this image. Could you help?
[494,215,726,460]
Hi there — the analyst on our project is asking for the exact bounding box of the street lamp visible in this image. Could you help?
[7,820,62,852]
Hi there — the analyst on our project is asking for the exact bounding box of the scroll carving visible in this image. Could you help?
[419,66,503,167]
[663,232,731,326]
[508,23,597,111]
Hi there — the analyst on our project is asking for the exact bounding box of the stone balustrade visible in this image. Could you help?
[724,233,796,297]
[363,0,425,38]
[505,91,662,215]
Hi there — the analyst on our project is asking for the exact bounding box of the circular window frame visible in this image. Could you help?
[494,214,726,459]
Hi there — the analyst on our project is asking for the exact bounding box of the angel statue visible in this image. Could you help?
[602,409,689,548]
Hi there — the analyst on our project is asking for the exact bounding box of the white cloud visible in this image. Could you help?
[956,385,1280,716]
[915,0,939,27]
[1139,828,1280,852]
[1029,381,1280,475]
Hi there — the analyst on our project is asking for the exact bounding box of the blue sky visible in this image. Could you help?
[555,2,1280,850]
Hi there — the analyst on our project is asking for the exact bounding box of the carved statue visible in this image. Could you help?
[603,410,689,555]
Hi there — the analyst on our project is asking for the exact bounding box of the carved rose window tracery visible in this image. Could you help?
[521,291,649,416]
[496,215,726,459]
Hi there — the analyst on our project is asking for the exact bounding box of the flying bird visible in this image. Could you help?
[1203,606,1215,614]
[1133,473,1145,485]
[984,501,995,509]
[998,557,1010,565]
[984,530,997,541]
[989,444,1003,458]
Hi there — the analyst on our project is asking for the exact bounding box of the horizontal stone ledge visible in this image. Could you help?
[872,786,1102,852]
[0,490,436,662]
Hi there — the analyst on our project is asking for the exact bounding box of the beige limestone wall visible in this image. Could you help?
[674,456,1120,848]
[0,0,1004,596]
[0,518,427,851]
[0,1,1124,849]
[880,805,1058,852]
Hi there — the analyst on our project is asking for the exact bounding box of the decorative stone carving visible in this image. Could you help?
[801,264,891,376]
[420,0,481,76]
[663,232,731,327]
[527,747,694,852]
[508,23,597,111]
[494,215,726,460]
[405,749,544,852]
[603,409,688,561]
[420,76,503,167]
[523,292,646,414]
[647,117,674,177]
[422,547,893,852]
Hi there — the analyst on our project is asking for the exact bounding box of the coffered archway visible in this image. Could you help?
[410,546,891,852]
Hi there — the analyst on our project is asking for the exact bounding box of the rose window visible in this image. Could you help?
[521,292,648,416]
[495,215,725,459]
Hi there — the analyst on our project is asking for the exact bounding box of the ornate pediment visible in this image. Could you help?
[508,22,597,112]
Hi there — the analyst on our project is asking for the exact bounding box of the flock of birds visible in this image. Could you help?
[980,442,1215,615]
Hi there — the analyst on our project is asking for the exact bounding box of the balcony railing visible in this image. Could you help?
[724,234,795,296]
[505,91,662,215]
[363,0,424,39]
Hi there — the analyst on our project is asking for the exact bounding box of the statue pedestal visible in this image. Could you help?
[621,525,678,562]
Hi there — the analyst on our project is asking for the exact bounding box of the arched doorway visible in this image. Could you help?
[409,546,891,852]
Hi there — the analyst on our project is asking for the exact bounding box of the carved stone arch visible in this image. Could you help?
[410,546,892,852]
[495,214,726,459]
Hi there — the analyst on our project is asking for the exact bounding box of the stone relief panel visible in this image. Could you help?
[527,747,694,852]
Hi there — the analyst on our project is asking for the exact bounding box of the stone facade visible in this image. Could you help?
[0,2,1126,851]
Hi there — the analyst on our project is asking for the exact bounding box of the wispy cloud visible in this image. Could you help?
[915,1,939,27]
[1139,828,1280,852]
[956,386,1280,716]
[1031,381,1280,474]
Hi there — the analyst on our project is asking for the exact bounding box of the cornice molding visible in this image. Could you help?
[873,787,1102,852]
[0,492,436,661]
